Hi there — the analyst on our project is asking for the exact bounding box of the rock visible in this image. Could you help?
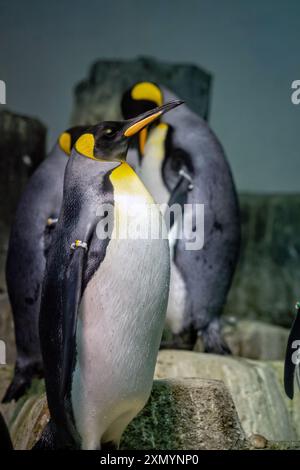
[10,394,49,450]
[222,319,290,360]
[0,110,47,292]
[248,433,268,449]
[0,365,15,426]
[268,361,300,439]
[248,433,300,450]
[121,379,246,450]
[70,56,211,126]
[224,193,300,328]
[155,350,296,441]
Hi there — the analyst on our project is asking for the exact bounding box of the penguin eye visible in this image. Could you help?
[103,127,117,138]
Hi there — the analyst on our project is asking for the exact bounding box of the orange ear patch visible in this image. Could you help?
[131,82,163,106]
[58,132,72,155]
[75,133,95,159]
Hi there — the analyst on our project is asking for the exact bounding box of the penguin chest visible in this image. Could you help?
[71,165,170,448]
[139,123,170,205]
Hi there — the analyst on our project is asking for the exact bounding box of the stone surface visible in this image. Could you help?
[0,365,15,426]
[121,379,246,450]
[222,318,290,360]
[225,193,300,328]
[154,350,297,441]
[10,393,49,450]
[0,110,46,292]
[268,360,300,439]
[70,56,211,126]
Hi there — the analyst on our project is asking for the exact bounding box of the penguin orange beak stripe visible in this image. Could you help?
[139,128,148,154]
[123,99,184,138]
[124,111,162,137]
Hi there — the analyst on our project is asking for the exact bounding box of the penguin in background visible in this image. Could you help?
[3,125,88,403]
[35,101,181,450]
[121,82,241,354]
[284,302,300,399]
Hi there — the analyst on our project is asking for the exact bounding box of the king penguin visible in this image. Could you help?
[122,82,241,354]
[35,101,181,450]
[3,126,88,403]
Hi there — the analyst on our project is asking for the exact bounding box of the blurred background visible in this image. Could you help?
[1,0,300,447]
[1,0,300,191]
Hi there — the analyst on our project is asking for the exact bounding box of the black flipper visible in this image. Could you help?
[284,303,300,399]
[32,420,62,450]
[60,244,86,403]
[0,413,13,450]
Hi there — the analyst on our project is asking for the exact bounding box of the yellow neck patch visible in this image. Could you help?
[139,128,148,155]
[109,162,153,203]
[141,122,169,161]
[131,82,163,107]
[58,132,71,155]
[75,133,95,159]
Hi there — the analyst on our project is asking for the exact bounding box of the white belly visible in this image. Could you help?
[71,228,169,449]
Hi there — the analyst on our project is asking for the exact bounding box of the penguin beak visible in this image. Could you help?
[123,100,184,138]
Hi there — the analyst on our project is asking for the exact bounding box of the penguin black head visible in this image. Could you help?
[121,82,164,155]
[58,125,90,155]
[74,100,183,163]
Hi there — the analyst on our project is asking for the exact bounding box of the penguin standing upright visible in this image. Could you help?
[122,82,240,353]
[3,126,87,403]
[36,102,181,450]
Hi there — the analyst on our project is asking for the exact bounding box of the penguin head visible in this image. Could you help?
[74,100,183,163]
[58,125,90,155]
[121,82,163,155]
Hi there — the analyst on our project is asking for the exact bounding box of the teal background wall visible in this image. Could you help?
[0,0,299,192]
